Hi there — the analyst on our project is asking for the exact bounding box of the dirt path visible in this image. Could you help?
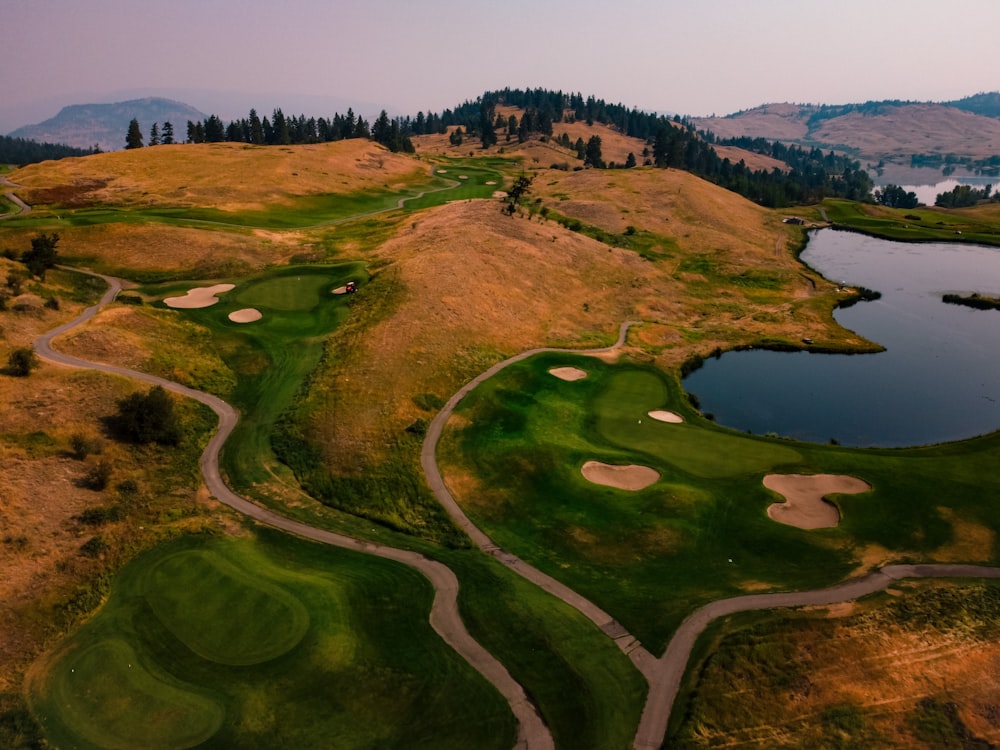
[0,173,31,217]
[33,268,553,750]
[420,321,1000,750]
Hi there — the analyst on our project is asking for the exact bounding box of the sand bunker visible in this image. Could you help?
[549,367,588,381]
[164,284,235,309]
[485,180,497,185]
[648,410,684,424]
[582,461,660,491]
[228,308,262,323]
[763,474,871,529]
[459,175,468,180]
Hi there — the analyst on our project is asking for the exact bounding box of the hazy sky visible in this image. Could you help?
[3,0,1000,131]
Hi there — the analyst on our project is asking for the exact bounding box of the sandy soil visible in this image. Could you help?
[582,461,660,491]
[549,366,588,381]
[228,308,262,323]
[763,473,871,529]
[332,285,351,295]
[163,283,235,309]
[647,410,684,423]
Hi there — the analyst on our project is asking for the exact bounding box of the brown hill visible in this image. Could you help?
[691,101,1000,161]
[413,107,779,171]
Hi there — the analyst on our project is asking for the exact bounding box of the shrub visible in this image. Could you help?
[109,385,181,445]
[6,347,39,376]
[69,432,103,460]
[82,458,113,491]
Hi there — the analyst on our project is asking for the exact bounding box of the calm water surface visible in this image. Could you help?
[683,230,1000,447]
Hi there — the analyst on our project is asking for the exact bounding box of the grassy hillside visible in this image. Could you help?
[4,135,1000,750]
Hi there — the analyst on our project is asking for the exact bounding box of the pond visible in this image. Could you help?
[872,165,996,206]
[682,230,1000,447]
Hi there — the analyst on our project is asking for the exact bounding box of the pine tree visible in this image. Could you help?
[161,121,175,144]
[125,118,143,149]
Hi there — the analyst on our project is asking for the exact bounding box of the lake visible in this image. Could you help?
[682,230,1000,447]
[872,165,995,206]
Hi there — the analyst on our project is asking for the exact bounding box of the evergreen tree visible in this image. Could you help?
[125,118,143,149]
[248,109,264,144]
[161,121,175,145]
[22,233,59,280]
[148,122,160,146]
[585,135,605,168]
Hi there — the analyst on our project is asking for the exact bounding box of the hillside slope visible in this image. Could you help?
[692,99,1000,161]
[8,97,206,152]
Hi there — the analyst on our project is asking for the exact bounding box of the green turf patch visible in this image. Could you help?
[441,351,1000,652]
[30,531,515,750]
[142,549,310,665]
[43,638,224,750]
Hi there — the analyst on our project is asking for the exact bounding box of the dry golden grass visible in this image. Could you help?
[303,166,854,471]
[12,139,428,211]
[688,588,1000,747]
[306,198,655,469]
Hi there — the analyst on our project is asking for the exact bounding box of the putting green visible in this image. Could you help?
[142,549,310,665]
[595,369,801,477]
[233,271,336,311]
[45,639,224,750]
[30,533,514,749]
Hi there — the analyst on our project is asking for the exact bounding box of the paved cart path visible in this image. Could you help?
[33,267,553,750]
[419,322,1000,749]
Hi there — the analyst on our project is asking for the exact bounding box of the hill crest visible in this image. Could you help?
[7,97,207,152]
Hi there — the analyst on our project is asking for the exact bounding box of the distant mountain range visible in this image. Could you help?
[690,92,1000,163]
[7,98,207,152]
[7,91,1000,167]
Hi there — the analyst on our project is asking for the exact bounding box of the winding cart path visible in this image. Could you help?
[33,268,553,750]
[419,322,1000,749]
[16,166,1000,747]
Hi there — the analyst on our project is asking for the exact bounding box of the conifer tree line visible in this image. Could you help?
[125,86,873,207]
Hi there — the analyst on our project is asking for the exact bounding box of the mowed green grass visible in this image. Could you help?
[441,352,1000,652]
[30,530,515,750]
[149,264,363,489]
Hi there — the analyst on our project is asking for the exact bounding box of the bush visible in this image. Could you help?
[69,432,103,460]
[5,347,39,377]
[109,385,181,445]
[82,458,113,491]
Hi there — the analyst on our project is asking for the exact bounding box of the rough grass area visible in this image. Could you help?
[440,351,1000,651]
[446,550,646,749]
[822,198,1000,245]
[28,531,516,750]
[669,581,1000,748]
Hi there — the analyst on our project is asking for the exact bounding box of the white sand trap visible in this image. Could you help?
[437,169,448,173]
[492,191,508,199]
[332,285,348,295]
[549,366,588,381]
[648,410,684,424]
[459,175,468,180]
[164,284,235,309]
[582,461,660,491]
[228,308,262,323]
[485,180,497,185]
[763,474,871,529]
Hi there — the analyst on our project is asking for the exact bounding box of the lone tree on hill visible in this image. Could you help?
[110,385,181,445]
[505,174,533,216]
[125,118,143,149]
[22,232,60,280]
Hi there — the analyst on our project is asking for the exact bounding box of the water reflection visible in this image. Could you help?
[682,231,1000,447]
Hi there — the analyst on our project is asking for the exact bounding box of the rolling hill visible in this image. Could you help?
[690,95,1000,163]
[7,97,207,152]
